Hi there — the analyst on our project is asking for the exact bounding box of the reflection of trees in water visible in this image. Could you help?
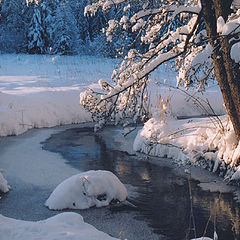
[114,157,191,240]
[43,128,240,240]
[231,208,240,240]
[97,148,240,240]
[192,189,240,240]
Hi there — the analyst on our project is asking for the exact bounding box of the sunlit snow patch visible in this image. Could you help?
[45,170,128,210]
[0,212,119,240]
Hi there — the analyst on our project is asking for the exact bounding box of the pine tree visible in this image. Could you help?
[27,2,46,54]
[0,0,27,52]
[52,1,79,55]
[41,0,55,53]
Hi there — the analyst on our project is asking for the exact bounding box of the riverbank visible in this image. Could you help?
[1,124,239,239]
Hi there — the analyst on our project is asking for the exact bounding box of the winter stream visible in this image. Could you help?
[0,124,239,240]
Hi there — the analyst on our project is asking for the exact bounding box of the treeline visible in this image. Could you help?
[0,0,119,56]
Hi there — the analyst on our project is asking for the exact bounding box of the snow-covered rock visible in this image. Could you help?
[0,172,10,193]
[0,212,119,240]
[45,170,128,210]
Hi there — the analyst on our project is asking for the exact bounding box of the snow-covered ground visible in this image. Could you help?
[133,112,240,183]
[0,54,225,136]
[0,54,237,240]
[0,54,117,136]
[0,212,119,240]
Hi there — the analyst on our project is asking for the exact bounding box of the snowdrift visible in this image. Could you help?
[45,170,128,210]
[0,212,119,240]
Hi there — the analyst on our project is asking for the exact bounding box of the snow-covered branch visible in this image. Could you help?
[80,1,207,129]
[80,0,240,133]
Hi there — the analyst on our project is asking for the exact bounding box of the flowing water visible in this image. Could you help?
[42,127,240,240]
[0,126,239,240]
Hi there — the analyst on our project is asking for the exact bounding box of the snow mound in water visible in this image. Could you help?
[0,172,10,193]
[0,212,119,240]
[45,170,128,210]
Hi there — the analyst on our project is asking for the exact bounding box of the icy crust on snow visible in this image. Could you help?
[45,170,128,210]
[133,115,240,183]
[0,212,119,240]
[0,172,10,193]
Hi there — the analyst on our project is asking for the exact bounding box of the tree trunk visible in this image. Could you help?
[201,0,240,141]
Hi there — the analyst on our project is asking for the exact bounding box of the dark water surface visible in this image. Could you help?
[42,127,240,240]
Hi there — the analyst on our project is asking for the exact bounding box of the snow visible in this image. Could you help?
[231,42,240,63]
[0,91,91,136]
[232,0,240,9]
[217,16,225,33]
[133,113,240,182]
[0,54,117,136]
[191,238,213,240]
[0,53,233,182]
[0,171,10,193]
[191,232,217,240]
[0,212,119,240]
[45,170,128,210]
[148,85,225,118]
[0,126,81,188]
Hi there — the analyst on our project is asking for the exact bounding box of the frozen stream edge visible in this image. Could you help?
[97,125,239,195]
[0,123,240,240]
[0,123,165,240]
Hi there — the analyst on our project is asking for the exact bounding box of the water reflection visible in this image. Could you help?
[43,127,240,240]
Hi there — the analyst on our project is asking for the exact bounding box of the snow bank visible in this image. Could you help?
[0,172,10,193]
[134,113,240,183]
[0,91,91,136]
[0,54,116,136]
[0,212,119,240]
[0,54,225,136]
[45,170,128,210]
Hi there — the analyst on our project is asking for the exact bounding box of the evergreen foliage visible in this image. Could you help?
[0,0,119,55]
